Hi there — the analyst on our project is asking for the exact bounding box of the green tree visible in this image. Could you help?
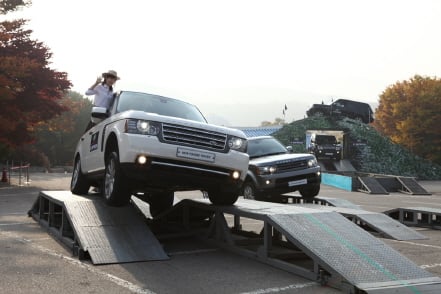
[374,75,441,164]
[33,91,93,166]
[260,117,285,126]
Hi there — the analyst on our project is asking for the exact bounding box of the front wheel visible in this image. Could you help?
[242,181,257,200]
[103,151,131,206]
[71,156,90,195]
[299,183,320,199]
[208,187,239,205]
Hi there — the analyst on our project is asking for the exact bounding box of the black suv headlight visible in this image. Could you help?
[257,166,277,175]
[228,136,247,152]
[308,158,318,167]
[125,119,161,136]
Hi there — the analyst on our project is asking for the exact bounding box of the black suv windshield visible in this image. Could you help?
[247,137,287,158]
[315,136,337,145]
[117,92,207,123]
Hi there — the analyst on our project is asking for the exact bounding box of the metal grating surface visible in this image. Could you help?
[356,213,427,241]
[269,212,437,288]
[45,192,168,265]
[316,197,362,210]
[297,205,426,240]
[358,177,389,194]
[397,177,431,195]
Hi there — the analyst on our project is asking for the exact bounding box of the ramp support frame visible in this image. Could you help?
[28,194,85,259]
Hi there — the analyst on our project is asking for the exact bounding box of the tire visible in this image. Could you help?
[208,187,240,205]
[242,181,257,200]
[299,183,320,199]
[149,191,174,218]
[71,156,90,195]
[103,151,131,206]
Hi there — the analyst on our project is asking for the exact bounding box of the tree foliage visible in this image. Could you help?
[9,91,93,167]
[0,1,71,151]
[261,117,285,126]
[33,91,93,166]
[0,0,30,14]
[374,75,441,164]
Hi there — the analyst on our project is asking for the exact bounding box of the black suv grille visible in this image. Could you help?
[162,123,227,151]
[275,160,308,173]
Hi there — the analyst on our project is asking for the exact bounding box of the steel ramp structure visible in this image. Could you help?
[358,177,389,194]
[157,199,441,293]
[297,204,427,241]
[281,194,362,210]
[28,191,169,264]
[397,177,431,195]
[384,207,441,230]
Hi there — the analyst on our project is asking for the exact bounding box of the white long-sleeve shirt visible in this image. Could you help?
[85,84,114,109]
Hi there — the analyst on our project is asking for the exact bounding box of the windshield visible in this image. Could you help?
[315,136,337,144]
[247,137,287,158]
[116,92,207,123]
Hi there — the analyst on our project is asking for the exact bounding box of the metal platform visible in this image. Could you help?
[28,191,169,264]
[297,204,427,241]
[156,199,441,293]
[281,194,362,210]
[384,207,441,230]
[29,192,441,293]
[358,177,389,194]
[397,177,431,195]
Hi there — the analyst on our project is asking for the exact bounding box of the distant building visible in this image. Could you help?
[237,126,283,138]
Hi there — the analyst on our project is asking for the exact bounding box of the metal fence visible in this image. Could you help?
[1,161,30,186]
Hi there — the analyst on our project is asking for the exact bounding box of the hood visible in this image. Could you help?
[115,110,247,138]
[250,153,313,166]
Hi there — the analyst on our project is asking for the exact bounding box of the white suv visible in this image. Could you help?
[71,91,249,216]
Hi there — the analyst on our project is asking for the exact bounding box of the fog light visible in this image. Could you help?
[232,171,240,179]
[317,171,321,176]
[266,180,270,185]
[137,155,147,165]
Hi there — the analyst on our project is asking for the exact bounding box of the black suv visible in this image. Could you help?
[308,134,341,160]
[242,136,321,200]
[306,99,374,123]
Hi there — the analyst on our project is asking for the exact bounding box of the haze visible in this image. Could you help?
[7,0,441,126]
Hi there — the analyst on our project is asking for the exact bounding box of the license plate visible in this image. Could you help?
[325,153,333,155]
[288,179,307,187]
[176,147,215,163]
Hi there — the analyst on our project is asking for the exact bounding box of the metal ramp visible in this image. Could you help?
[281,194,362,210]
[157,199,441,293]
[397,177,431,195]
[28,191,169,264]
[384,207,441,230]
[358,176,389,194]
[297,205,427,241]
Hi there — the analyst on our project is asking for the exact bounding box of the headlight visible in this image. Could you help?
[125,119,160,136]
[228,136,247,152]
[258,166,277,175]
[308,158,318,167]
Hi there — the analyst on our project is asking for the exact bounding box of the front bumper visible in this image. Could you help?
[118,133,248,191]
[254,167,321,194]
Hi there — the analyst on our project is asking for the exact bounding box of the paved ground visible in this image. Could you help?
[1,173,441,293]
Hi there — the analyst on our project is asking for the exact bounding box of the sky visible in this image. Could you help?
[6,0,441,126]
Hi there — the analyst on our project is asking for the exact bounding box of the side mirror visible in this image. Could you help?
[286,146,293,153]
[91,107,108,124]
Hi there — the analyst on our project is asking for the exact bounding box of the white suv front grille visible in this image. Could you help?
[162,123,227,151]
